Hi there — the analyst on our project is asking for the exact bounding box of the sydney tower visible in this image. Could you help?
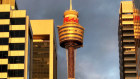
[58,0,84,79]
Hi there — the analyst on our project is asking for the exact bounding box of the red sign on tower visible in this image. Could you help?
[64,17,79,23]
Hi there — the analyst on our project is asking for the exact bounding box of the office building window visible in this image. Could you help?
[32,41,50,78]
[0,51,8,58]
[10,18,26,25]
[8,56,24,64]
[0,25,9,32]
[0,38,8,45]
[10,31,25,37]
[8,70,24,77]
[0,12,10,19]
[9,43,25,50]
[0,65,7,72]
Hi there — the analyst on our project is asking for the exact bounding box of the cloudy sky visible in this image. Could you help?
[16,0,121,79]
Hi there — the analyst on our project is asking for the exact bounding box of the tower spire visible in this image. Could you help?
[70,0,72,10]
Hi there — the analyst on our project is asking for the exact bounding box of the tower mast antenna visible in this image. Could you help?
[70,0,72,10]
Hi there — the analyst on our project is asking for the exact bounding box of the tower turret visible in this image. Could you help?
[58,0,84,49]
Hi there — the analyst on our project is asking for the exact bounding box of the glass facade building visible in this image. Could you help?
[32,41,49,78]
[0,0,33,79]
[0,1,57,79]
[30,20,57,79]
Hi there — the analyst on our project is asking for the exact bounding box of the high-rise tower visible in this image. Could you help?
[118,1,136,79]
[0,0,33,79]
[30,20,57,79]
[58,0,84,79]
[133,0,140,79]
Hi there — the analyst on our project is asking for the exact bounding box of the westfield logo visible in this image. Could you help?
[64,17,79,23]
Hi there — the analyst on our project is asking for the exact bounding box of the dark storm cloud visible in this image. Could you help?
[16,0,121,79]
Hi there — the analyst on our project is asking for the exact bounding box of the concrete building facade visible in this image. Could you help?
[118,1,137,79]
[0,0,33,79]
[132,0,140,79]
[0,0,57,79]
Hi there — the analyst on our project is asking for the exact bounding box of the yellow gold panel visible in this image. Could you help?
[65,14,77,18]
[10,10,26,18]
[60,37,82,42]
[123,46,135,49]
[59,24,84,29]
[0,32,9,38]
[0,4,10,12]
[122,21,134,24]
[123,33,134,36]
[30,20,54,35]
[2,0,10,4]
[10,25,25,30]
[121,1,133,13]
[49,29,54,79]
[9,0,15,9]
[60,34,83,38]
[122,14,133,19]
[0,59,8,64]
[58,26,84,31]
[0,45,8,51]
[11,6,15,10]
[2,0,15,10]
[7,77,24,79]
[59,28,84,34]
[8,64,24,69]
[0,73,7,78]
[64,10,78,16]
[59,34,83,39]
[9,38,25,43]
[59,35,83,40]
[59,31,83,36]
[0,19,10,25]
[25,16,29,79]
[33,39,47,42]
[8,51,25,56]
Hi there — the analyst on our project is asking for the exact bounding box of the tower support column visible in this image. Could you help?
[68,46,75,79]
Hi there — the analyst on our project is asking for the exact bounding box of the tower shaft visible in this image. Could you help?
[68,46,75,79]
[68,46,75,78]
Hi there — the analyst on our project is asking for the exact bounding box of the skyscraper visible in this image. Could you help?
[0,0,32,79]
[30,20,57,79]
[132,0,140,79]
[118,1,136,79]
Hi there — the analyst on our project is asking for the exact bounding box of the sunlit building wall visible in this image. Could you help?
[133,0,140,79]
[119,1,137,79]
[30,20,57,79]
[0,0,33,79]
[133,9,140,79]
